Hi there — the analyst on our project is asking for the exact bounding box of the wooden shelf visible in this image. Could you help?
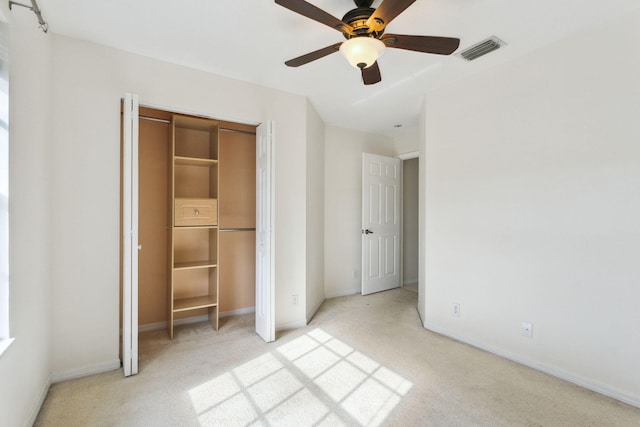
[174,260,217,270]
[169,114,220,338]
[174,115,219,132]
[173,295,217,312]
[175,156,218,166]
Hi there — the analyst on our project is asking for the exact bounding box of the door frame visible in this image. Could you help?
[398,151,419,293]
[397,150,422,320]
[121,94,275,375]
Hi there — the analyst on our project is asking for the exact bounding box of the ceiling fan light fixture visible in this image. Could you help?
[340,37,385,69]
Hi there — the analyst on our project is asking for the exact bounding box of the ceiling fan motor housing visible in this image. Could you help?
[342,7,384,38]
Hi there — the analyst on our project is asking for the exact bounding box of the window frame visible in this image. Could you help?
[0,16,11,356]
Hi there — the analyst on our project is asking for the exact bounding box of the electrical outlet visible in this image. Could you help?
[521,321,533,338]
[452,303,460,317]
[292,294,299,305]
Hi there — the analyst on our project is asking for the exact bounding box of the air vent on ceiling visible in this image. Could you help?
[457,36,506,61]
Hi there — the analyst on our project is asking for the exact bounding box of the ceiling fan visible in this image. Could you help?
[275,0,461,85]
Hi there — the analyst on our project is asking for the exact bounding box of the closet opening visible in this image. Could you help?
[121,105,258,344]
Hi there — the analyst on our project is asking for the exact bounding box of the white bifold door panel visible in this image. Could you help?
[255,121,275,342]
[362,153,401,295]
[122,93,139,376]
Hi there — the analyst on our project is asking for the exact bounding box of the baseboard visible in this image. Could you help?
[276,320,307,332]
[424,322,640,409]
[306,298,325,325]
[141,307,304,335]
[24,374,51,427]
[220,306,255,318]
[50,358,121,384]
[138,321,165,333]
[415,306,424,327]
[139,308,256,333]
[138,315,208,333]
[324,288,360,299]
[403,279,418,286]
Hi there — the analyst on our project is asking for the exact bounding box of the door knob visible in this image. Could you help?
[363,229,374,234]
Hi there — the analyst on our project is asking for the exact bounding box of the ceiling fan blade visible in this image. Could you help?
[381,34,460,55]
[361,61,382,85]
[275,0,352,34]
[366,0,416,32]
[285,42,343,67]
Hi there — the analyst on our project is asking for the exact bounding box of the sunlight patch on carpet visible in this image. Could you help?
[188,328,412,426]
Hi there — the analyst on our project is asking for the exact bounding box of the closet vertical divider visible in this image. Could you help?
[168,115,219,338]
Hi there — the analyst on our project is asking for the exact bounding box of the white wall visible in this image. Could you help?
[305,101,325,321]
[421,10,640,406]
[324,126,394,298]
[47,35,310,377]
[402,158,418,286]
[271,92,308,330]
[393,126,419,157]
[0,7,52,426]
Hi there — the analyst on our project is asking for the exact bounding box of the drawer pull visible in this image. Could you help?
[194,209,200,215]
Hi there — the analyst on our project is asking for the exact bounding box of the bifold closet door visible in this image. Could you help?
[122,93,139,376]
[256,121,275,343]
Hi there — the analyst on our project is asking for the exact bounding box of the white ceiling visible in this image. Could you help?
[37,0,640,135]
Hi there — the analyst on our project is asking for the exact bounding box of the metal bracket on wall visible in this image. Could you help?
[9,0,48,33]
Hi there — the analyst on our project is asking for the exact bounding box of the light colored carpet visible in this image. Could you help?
[35,289,640,426]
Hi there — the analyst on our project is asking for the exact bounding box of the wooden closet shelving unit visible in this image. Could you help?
[169,115,220,338]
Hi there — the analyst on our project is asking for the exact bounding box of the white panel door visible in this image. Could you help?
[122,93,139,376]
[362,153,401,295]
[255,121,275,342]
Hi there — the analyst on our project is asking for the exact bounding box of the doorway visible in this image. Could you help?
[402,157,419,292]
[360,152,418,296]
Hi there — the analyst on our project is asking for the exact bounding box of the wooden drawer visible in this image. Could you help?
[175,198,218,226]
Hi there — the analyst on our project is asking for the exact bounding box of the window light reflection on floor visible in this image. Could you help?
[188,328,413,426]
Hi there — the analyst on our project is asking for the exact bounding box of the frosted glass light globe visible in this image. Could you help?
[339,37,385,69]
